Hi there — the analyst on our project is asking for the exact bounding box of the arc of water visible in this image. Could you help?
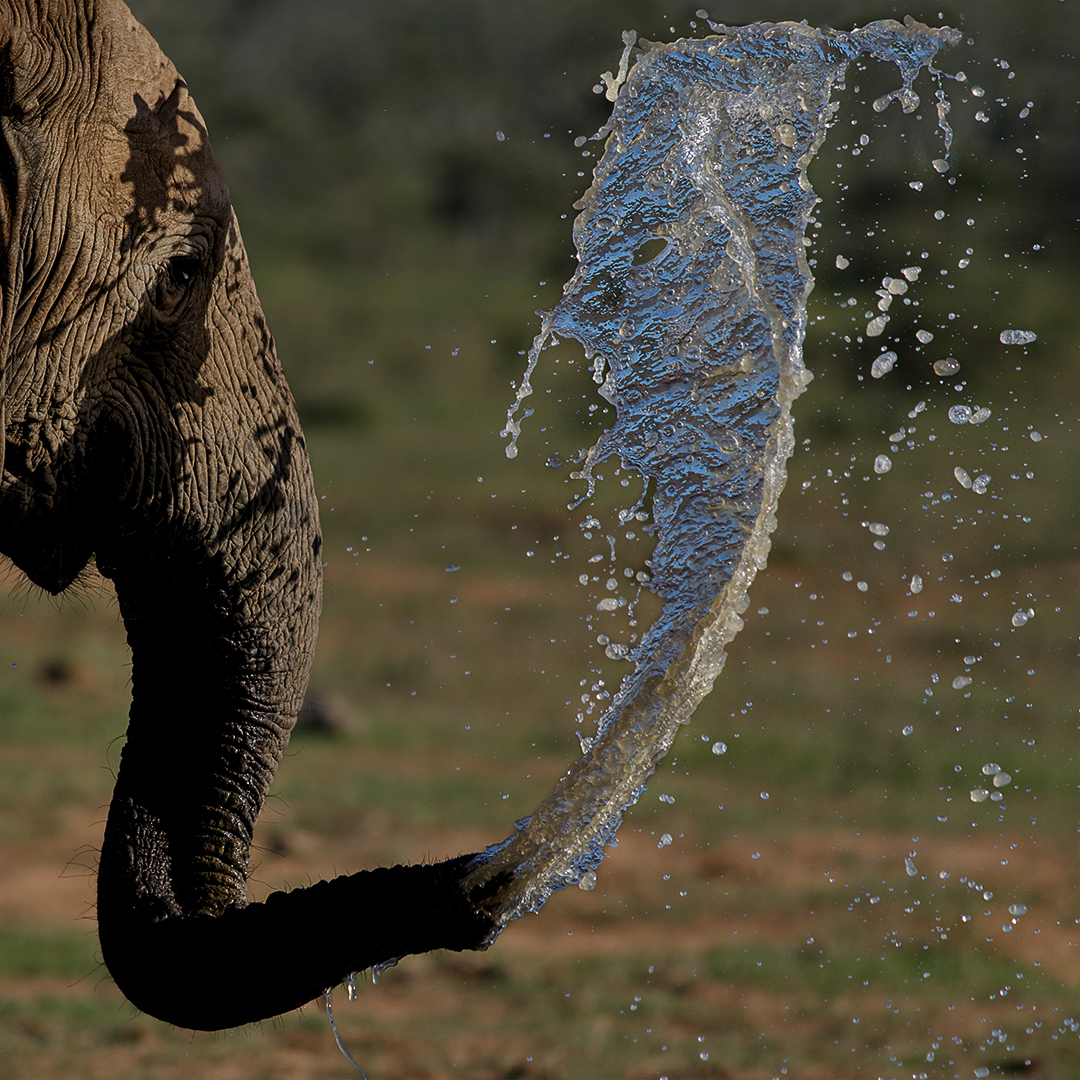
[470,17,960,927]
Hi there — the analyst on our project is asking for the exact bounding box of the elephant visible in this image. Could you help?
[0,0,496,1030]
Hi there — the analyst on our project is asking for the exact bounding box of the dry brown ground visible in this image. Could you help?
[0,795,1074,1079]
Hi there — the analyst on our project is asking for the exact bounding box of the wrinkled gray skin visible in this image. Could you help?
[0,0,495,1030]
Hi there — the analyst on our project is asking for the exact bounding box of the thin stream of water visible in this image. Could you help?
[462,17,961,925]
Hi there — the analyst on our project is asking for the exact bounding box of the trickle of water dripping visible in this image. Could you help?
[325,989,368,1076]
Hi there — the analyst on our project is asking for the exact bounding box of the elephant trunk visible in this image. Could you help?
[93,397,492,1031]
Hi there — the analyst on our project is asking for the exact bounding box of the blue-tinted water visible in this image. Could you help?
[467,17,960,924]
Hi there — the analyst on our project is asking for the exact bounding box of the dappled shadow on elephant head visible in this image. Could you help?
[0,0,495,1030]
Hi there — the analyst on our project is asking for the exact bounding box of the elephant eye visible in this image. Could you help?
[155,253,203,314]
[168,254,201,288]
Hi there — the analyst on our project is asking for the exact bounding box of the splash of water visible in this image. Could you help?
[466,17,960,924]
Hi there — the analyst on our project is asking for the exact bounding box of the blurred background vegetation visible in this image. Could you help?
[0,2,1075,1077]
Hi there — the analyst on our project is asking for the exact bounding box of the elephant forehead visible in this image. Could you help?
[97,21,228,223]
[9,0,229,224]
[94,87,228,226]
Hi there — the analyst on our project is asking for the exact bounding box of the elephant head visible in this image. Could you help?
[0,0,494,1029]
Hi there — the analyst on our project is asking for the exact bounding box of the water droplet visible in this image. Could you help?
[835,254,849,269]
[445,564,461,573]
[1029,430,1043,442]
[775,121,797,147]
[1008,903,1027,916]
[596,597,620,611]
[999,329,1037,345]
[902,724,913,735]
[866,315,888,337]
[982,763,1002,776]
[992,772,1011,788]
[905,856,918,876]
[969,788,989,802]
[871,350,897,377]
[1011,610,1029,627]
[972,473,991,494]
[371,956,401,985]
[346,972,358,1002]
[948,404,972,424]
[760,791,769,800]
[658,793,675,804]
[916,329,934,343]
[931,158,949,173]
[933,357,960,376]
[658,833,673,848]
[578,869,598,891]
[868,522,889,536]
[751,851,761,860]
[902,266,922,282]
[873,454,893,474]
[953,466,972,488]
[495,130,506,142]
[910,575,923,594]
[952,675,972,690]
[711,741,727,755]
[970,406,992,424]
